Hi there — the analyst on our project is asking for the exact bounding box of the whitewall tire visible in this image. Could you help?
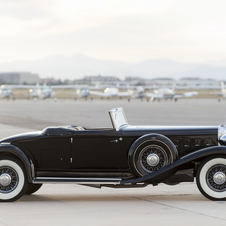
[196,156,226,201]
[0,156,28,202]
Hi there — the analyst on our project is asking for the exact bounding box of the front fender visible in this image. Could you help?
[0,144,33,183]
[122,145,226,184]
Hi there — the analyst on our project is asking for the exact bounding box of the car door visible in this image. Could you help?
[71,130,127,169]
[39,136,71,169]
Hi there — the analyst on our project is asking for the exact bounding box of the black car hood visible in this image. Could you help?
[0,131,42,144]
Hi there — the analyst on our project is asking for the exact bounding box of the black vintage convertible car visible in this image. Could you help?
[1,107,226,202]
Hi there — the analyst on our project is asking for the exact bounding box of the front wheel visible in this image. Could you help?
[0,156,29,202]
[196,156,226,201]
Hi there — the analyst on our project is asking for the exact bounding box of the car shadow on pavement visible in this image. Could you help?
[19,193,208,203]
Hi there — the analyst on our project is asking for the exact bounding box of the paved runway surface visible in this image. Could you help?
[0,99,226,226]
[0,98,225,132]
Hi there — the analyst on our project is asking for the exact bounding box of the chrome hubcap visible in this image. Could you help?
[0,173,12,186]
[213,172,226,185]
[147,154,159,166]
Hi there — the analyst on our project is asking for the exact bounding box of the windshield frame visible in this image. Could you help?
[108,107,128,131]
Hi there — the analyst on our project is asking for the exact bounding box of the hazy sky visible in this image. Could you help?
[1,0,226,63]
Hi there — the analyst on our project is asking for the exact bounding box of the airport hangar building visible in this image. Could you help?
[0,72,40,85]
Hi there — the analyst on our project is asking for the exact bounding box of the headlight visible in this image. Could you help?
[219,124,226,145]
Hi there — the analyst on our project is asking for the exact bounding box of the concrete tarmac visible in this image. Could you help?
[0,99,226,226]
[0,98,225,131]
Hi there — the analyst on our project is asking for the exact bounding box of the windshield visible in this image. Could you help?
[109,108,128,131]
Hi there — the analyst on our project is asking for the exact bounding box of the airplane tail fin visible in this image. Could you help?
[221,81,225,92]
[172,83,176,92]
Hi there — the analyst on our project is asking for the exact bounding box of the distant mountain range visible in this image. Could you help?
[0,54,225,80]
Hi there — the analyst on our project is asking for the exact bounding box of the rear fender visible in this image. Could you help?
[122,146,226,184]
[0,144,33,183]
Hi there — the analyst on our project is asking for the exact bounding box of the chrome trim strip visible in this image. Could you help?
[0,142,11,145]
[34,177,122,181]
[33,177,121,184]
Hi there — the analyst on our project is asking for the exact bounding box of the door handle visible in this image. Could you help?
[110,139,118,143]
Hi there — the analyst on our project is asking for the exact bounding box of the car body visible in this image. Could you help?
[1,107,226,201]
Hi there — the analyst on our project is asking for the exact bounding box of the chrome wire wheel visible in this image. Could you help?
[206,164,226,192]
[0,166,18,193]
[137,145,169,174]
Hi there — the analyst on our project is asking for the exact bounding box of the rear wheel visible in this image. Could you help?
[0,156,29,202]
[196,156,226,201]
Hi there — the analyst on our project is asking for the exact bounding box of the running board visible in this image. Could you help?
[33,177,121,184]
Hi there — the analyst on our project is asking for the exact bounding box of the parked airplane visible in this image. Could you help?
[1,83,198,102]
[117,89,134,101]
[1,83,96,101]
[89,87,133,101]
[28,84,56,101]
[72,88,90,100]
[1,84,56,101]
[132,86,146,100]
[145,86,198,102]
[51,84,93,100]
[0,85,14,100]
[214,81,226,102]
